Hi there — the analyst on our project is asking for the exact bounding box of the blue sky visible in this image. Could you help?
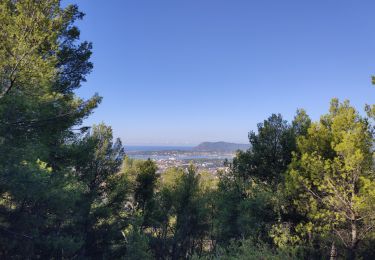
[64,0,375,145]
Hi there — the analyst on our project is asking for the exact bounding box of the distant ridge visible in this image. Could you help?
[193,141,250,152]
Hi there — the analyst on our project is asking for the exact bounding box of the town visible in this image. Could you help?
[125,148,234,174]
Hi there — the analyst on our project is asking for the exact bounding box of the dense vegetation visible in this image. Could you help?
[1,1,375,259]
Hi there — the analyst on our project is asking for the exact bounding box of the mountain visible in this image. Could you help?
[193,141,250,152]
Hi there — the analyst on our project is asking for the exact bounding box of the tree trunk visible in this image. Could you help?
[330,242,337,260]
[348,218,358,260]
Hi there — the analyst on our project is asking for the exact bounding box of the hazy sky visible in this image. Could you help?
[64,0,375,146]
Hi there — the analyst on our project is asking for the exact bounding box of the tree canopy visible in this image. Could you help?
[1,1,375,259]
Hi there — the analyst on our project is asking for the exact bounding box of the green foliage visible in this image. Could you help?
[213,171,279,246]
[286,99,375,258]
[0,1,101,258]
[124,217,153,260]
[212,112,306,247]
[134,159,158,211]
[171,165,211,259]
[1,1,375,259]
[71,124,126,258]
[234,113,296,187]
[161,167,183,186]
[194,239,297,260]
